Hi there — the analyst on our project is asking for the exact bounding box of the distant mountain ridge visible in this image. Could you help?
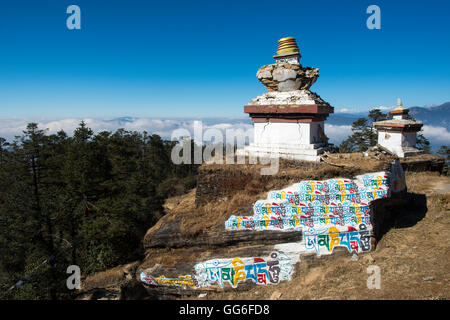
[409,102,450,130]
[328,102,450,130]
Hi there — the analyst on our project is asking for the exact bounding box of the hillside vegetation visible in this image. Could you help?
[0,122,198,299]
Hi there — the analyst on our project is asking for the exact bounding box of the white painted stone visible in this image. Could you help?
[278,79,301,91]
[393,114,405,120]
[274,54,300,65]
[274,241,305,265]
[272,68,297,82]
[253,122,325,145]
[248,90,327,106]
[236,145,324,162]
[377,131,422,158]
[236,119,330,161]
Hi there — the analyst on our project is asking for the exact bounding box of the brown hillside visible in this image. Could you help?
[76,155,449,300]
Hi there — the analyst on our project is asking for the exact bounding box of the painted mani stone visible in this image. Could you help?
[225,161,406,256]
[140,161,406,289]
[140,251,293,289]
[193,251,293,288]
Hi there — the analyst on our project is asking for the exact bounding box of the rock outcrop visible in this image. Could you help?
[137,157,413,298]
[75,153,444,300]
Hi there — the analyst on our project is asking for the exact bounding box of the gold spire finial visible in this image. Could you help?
[394,98,405,110]
[276,37,299,56]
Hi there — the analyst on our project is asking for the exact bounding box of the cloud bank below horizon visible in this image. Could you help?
[0,117,448,151]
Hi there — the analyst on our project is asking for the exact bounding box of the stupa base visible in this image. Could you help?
[236,142,333,162]
[388,147,424,158]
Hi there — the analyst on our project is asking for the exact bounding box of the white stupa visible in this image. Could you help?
[237,37,335,162]
[373,99,424,157]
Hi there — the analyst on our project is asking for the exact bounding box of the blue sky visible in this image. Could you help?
[0,0,449,118]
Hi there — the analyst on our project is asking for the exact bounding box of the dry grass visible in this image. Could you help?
[406,171,450,194]
[144,187,266,239]
[140,247,202,270]
[144,189,197,236]
[81,261,139,291]
[323,152,394,172]
[183,191,265,236]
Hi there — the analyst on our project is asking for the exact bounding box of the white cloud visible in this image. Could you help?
[38,118,81,133]
[324,124,352,145]
[374,105,391,111]
[1,118,447,150]
[422,125,450,144]
[0,117,254,145]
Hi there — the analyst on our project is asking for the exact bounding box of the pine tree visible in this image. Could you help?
[339,117,371,152]
[367,109,387,147]
[0,121,199,299]
[437,145,450,161]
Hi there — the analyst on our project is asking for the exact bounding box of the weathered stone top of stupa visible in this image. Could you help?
[249,37,331,108]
